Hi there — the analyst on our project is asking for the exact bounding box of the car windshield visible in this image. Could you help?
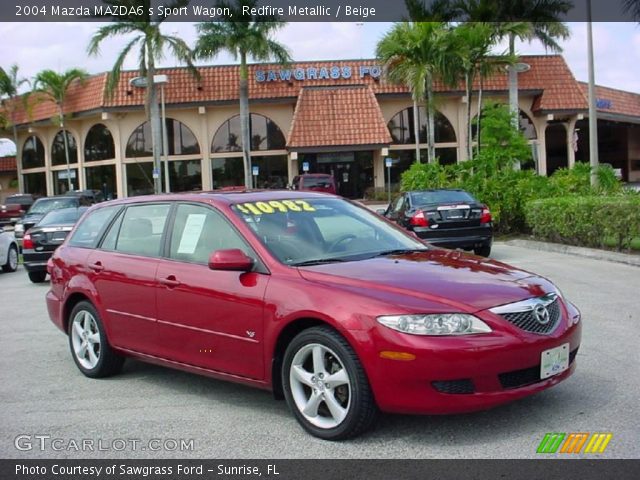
[232,197,428,265]
[410,190,475,205]
[302,176,332,188]
[37,207,86,226]
[28,197,77,215]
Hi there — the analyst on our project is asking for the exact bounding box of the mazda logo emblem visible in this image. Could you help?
[533,304,551,325]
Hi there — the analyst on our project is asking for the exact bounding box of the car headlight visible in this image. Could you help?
[376,314,492,336]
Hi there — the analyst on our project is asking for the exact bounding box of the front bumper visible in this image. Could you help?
[362,305,581,415]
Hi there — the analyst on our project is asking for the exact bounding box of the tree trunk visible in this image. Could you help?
[412,98,421,163]
[508,34,521,171]
[239,51,252,189]
[465,71,473,161]
[60,106,72,192]
[147,53,163,195]
[476,76,484,156]
[426,74,435,163]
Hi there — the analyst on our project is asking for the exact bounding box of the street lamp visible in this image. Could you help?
[587,0,599,187]
[129,74,170,194]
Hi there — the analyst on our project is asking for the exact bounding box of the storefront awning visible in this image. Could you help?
[287,85,392,150]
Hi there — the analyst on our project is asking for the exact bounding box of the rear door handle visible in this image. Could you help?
[160,275,181,288]
[89,261,104,272]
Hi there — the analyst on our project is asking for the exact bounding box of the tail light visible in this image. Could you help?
[23,233,34,250]
[480,206,492,224]
[409,210,430,227]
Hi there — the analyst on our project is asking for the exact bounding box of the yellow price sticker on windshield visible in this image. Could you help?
[236,200,316,215]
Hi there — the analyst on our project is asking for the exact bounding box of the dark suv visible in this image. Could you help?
[14,195,93,241]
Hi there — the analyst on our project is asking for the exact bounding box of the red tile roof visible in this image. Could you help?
[3,55,638,126]
[0,156,17,173]
[287,86,392,148]
[578,82,640,118]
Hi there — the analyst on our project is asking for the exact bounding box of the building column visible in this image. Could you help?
[288,152,298,184]
[538,124,548,176]
[566,116,579,169]
[112,117,125,199]
[16,136,24,194]
[199,107,211,191]
[457,97,469,162]
[374,149,385,188]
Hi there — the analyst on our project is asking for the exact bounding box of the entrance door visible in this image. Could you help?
[301,151,374,199]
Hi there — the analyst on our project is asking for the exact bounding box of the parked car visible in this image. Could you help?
[14,195,93,241]
[0,226,19,273]
[0,194,35,226]
[68,189,105,204]
[47,192,581,440]
[291,174,337,195]
[23,206,88,283]
[381,189,493,257]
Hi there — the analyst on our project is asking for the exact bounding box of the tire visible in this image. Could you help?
[282,326,378,440]
[2,244,18,272]
[28,271,47,283]
[68,301,124,378]
[474,243,492,257]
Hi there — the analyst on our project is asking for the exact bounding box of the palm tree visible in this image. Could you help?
[0,64,30,191]
[454,1,572,123]
[195,0,291,189]
[88,0,198,194]
[377,22,451,164]
[33,68,89,192]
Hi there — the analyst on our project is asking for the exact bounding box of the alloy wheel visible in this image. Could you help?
[70,310,101,370]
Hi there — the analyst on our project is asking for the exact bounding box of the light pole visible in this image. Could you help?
[130,74,170,194]
[587,0,599,187]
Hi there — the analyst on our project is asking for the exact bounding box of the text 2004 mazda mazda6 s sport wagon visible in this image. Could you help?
[46,191,581,440]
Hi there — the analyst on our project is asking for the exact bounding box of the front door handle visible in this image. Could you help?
[160,275,181,288]
[89,261,104,272]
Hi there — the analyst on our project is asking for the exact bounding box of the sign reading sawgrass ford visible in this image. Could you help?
[255,65,381,82]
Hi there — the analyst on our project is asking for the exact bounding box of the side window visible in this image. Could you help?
[114,204,171,257]
[392,195,405,214]
[169,203,251,264]
[67,206,120,248]
[100,210,123,251]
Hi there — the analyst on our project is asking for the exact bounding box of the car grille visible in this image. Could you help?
[492,294,562,334]
[431,379,475,394]
[499,348,579,389]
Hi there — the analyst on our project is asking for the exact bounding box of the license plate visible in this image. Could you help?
[540,343,570,379]
[52,231,67,241]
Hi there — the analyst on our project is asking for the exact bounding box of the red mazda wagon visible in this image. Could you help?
[46,191,581,440]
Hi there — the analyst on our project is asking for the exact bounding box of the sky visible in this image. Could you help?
[1,21,639,155]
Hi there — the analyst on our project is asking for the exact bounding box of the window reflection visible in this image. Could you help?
[52,130,78,166]
[22,136,45,169]
[126,119,200,157]
[211,114,286,153]
[85,124,115,161]
[387,107,456,144]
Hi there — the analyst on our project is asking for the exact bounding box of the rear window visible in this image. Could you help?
[28,197,77,215]
[302,176,333,188]
[67,206,121,248]
[38,207,87,227]
[410,190,475,206]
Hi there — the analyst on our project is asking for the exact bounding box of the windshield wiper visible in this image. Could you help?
[290,257,348,267]
[370,248,428,258]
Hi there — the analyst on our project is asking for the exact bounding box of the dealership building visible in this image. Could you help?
[3,55,640,199]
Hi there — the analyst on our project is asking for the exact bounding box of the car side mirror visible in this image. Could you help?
[208,249,254,272]
[376,209,387,216]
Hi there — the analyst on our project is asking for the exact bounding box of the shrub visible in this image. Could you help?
[526,195,640,251]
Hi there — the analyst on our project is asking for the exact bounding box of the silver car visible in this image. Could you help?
[0,226,19,273]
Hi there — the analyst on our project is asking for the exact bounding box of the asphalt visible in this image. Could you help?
[0,243,638,459]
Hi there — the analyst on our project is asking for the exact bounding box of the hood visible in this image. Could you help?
[297,250,554,312]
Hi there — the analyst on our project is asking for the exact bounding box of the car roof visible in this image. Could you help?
[88,190,338,209]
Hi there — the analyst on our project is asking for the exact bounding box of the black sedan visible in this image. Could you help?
[23,207,88,283]
[380,189,493,256]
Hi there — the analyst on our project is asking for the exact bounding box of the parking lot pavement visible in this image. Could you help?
[0,243,638,459]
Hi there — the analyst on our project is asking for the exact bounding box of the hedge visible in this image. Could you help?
[525,195,640,251]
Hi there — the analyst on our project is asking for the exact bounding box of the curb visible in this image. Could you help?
[503,239,640,267]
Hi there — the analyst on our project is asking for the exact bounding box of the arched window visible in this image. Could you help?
[211,114,286,153]
[85,123,115,161]
[126,118,200,158]
[21,136,45,169]
[51,130,78,166]
[387,107,456,144]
